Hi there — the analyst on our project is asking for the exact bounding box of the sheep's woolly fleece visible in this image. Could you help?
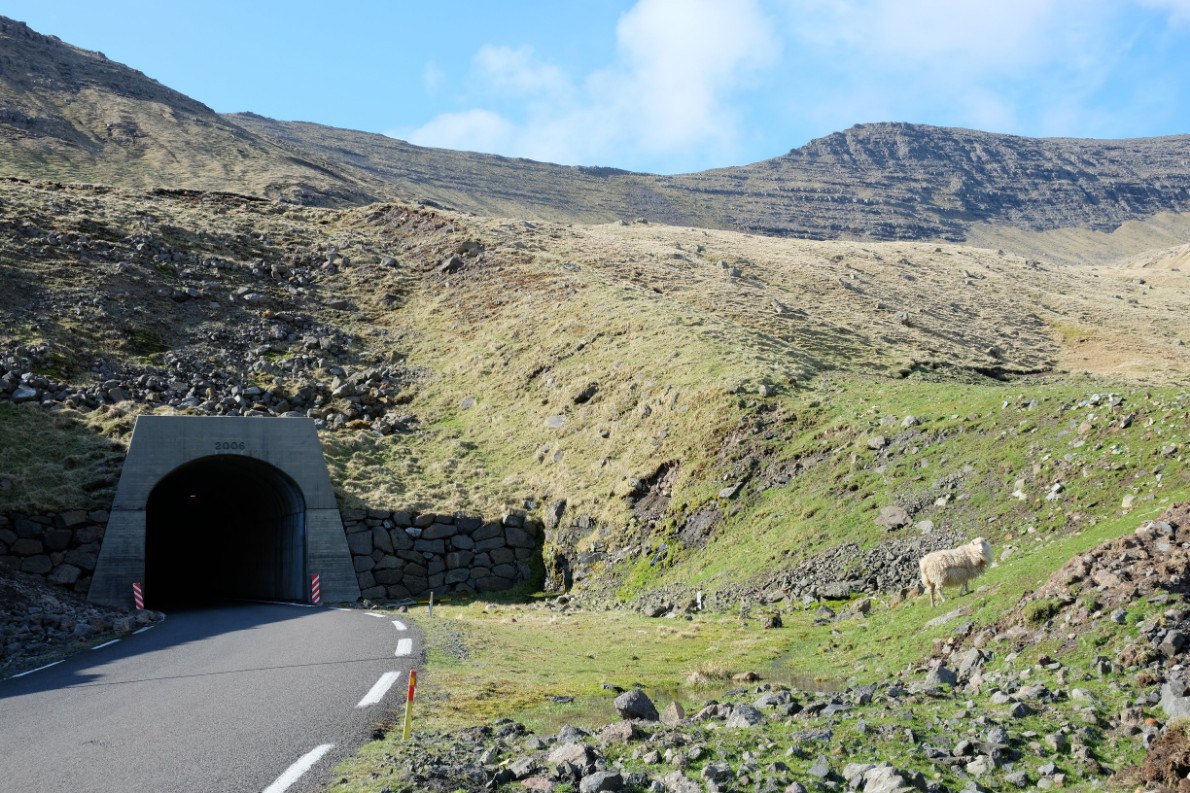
[919,537,993,607]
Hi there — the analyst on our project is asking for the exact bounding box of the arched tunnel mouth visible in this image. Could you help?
[145,455,306,610]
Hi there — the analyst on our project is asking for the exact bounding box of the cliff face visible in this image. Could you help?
[233,117,1190,242]
[674,122,1190,240]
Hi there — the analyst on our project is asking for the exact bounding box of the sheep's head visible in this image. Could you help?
[972,537,993,566]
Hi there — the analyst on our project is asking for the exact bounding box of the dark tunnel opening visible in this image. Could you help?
[144,455,306,610]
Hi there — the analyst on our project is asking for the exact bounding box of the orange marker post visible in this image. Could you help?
[402,669,417,740]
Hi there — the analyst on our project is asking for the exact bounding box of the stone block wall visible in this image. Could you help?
[0,510,108,594]
[339,508,543,601]
[2,506,545,604]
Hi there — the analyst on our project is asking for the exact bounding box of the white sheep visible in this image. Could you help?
[919,537,993,607]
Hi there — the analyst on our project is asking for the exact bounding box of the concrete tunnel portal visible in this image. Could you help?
[90,416,360,610]
[145,456,306,609]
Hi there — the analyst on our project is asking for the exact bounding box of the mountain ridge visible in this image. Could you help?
[4,14,1190,249]
[0,16,382,205]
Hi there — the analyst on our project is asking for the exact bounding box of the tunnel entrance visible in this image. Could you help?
[144,455,306,609]
[91,416,360,609]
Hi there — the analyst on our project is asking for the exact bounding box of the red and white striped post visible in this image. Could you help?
[402,669,417,740]
[310,573,321,605]
[132,582,144,610]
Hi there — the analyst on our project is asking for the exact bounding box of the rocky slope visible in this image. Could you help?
[0,564,160,676]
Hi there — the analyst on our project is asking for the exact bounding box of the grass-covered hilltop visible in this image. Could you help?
[3,12,1190,791]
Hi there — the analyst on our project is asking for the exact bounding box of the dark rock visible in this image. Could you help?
[808,755,832,779]
[725,705,766,728]
[47,564,81,585]
[20,555,53,575]
[614,689,659,721]
[579,770,623,792]
[346,532,372,556]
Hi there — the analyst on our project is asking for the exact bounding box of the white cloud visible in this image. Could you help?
[396,0,1190,170]
[405,109,518,155]
[472,44,571,97]
[786,0,1101,79]
[611,0,780,151]
[776,0,1147,138]
[395,0,779,171]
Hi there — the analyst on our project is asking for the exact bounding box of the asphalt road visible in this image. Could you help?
[0,602,419,793]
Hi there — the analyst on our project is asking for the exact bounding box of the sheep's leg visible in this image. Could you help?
[960,580,969,596]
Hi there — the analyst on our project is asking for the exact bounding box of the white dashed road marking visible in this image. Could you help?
[390,618,412,656]
[356,671,402,708]
[262,743,334,793]
[91,639,120,650]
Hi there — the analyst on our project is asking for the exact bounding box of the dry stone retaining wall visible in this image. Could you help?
[3,507,544,603]
[0,510,108,595]
[339,508,543,602]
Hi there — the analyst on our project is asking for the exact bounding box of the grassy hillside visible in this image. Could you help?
[0,175,1187,792]
[1,178,1185,604]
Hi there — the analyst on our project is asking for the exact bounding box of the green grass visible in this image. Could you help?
[0,403,125,512]
[326,489,1185,791]
[621,376,1188,598]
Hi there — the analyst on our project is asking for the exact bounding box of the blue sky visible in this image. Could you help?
[5,1,1190,174]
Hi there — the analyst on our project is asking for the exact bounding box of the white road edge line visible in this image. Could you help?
[356,671,402,708]
[395,638,413,657]
[92,639,120,650]
[132,625,155,635]
[10,660,63,678]
[365,612,385,618]
[391,619,407,631]
[262,743,335,793]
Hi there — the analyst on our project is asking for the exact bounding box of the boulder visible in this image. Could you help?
[579,771,622,793]
[546,742,597,769]
[1161,671,1190,720]
[47,564,82,586]
[725,705,766,728]
[613,689,659,721]
[926,663,958,686]
[876,505,911,530]
[11,386,39,402]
